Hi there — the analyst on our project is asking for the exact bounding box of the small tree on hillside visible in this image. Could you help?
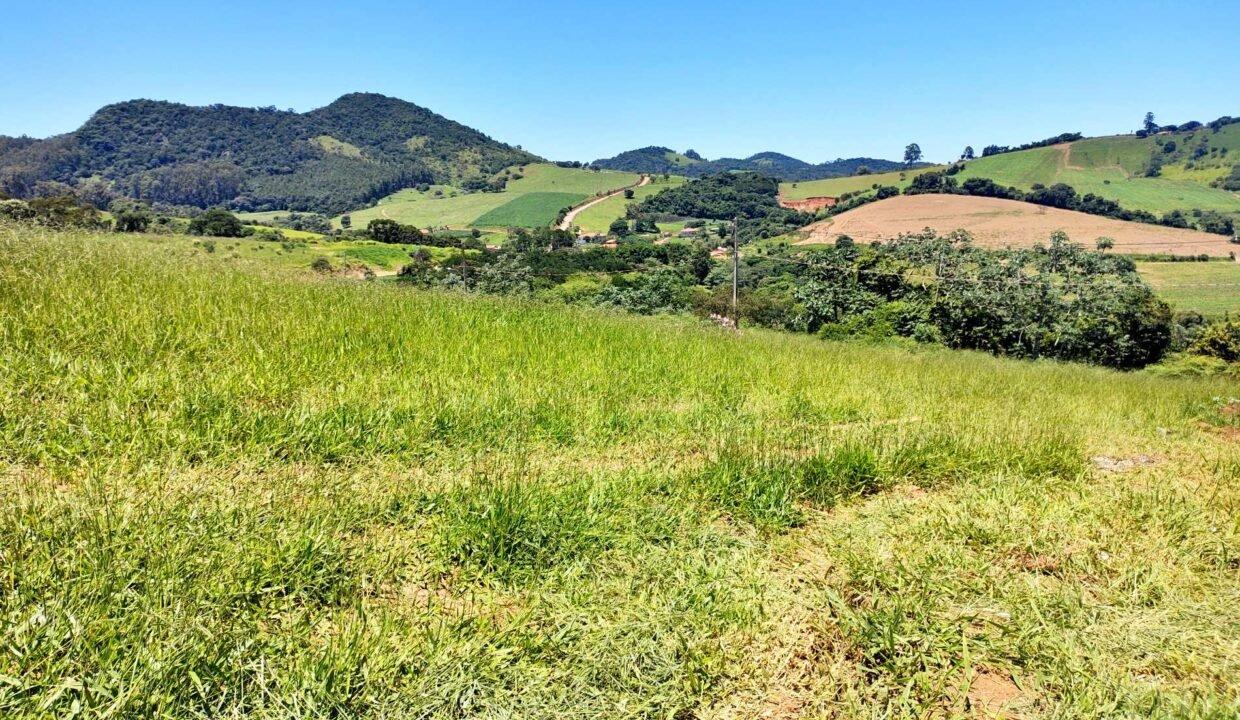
[1144,112,1158,133]
[1095,237,1115,251]
[904,143,923,166]
[608,218,631,237]
[962,146,975,160]
[187,208,243,237]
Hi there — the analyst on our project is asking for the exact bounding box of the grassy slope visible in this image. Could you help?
[781,166,944,199]
[104,232,467,274]
[473,192,585,228]
[783,127,1240,215]
[573,175,688,233]
[2,225,1238,718]
[331,164,639,230]
[1136,260,1240,316]
[957,135,1240,215]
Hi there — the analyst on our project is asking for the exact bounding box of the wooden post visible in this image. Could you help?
[731,216,740,330]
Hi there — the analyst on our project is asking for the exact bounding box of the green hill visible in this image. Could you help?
[0,93,539,215]
[956,131,1240,216]
[2,224,1237,717]
[781,166,944,199]
[780,122,1240,220]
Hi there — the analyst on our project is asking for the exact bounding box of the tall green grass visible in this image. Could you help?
[1,224,1236,718]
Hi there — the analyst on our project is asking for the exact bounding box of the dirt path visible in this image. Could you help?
[557,175,650,231]
[1056,142,1084,171]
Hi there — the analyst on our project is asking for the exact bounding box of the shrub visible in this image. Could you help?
[1190,320,1240,362]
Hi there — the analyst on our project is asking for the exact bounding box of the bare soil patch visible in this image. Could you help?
[799,194,1237,257]
[967,668,1028,718]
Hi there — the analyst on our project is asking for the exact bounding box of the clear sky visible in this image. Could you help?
[2,0,1237,164]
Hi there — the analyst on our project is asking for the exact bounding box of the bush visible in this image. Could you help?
[1190,319,1240,362]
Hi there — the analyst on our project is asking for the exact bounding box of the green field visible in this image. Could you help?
[572,175,688,233]
[1136,260,1240,316]
[780,166,943,199]
[81,231,468,275]
[334,164,640,231]
[783,128,1240,218]
[472,191,585,228]
[957,135,1240,216]
[2,223,1238,718]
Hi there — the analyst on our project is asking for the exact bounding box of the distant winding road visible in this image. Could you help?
[558,175,651,231]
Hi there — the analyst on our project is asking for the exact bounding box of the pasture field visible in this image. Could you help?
[801,194,1238,256]
[780,166,943,199]
[83,231,466,274]
[503,163,639,196]
[957,138,1240,216]
[1136,260,1240,316]
[572,175,687,233]
[332,186,510,230]
[0,223,1237,718]
[332,164,640,230]
[472,191,585,228]
[786,128,1240,217]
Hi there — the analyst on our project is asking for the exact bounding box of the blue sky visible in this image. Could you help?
[2,0,1237,164]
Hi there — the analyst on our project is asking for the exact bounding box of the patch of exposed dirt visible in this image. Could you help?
[799,194,1237,257]
[967,668,1028,718]
[1010,550,1062,576]
[1091,455,1158,473]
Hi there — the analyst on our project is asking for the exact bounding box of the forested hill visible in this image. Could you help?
[591,146,922,180]
[0,93,540,214]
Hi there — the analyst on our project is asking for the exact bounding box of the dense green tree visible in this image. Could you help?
[961,146,975,160]
[187,208,244,237]
[903,143,923,166]
[109,199,152,232]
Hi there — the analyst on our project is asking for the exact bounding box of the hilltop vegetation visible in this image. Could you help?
[0,93,538,215]
[593,145,920,180]
[1,224,1237,718]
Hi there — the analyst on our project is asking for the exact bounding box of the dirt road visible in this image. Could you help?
[557,175,650,231]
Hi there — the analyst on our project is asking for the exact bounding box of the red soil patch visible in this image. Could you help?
[780,196,837,212]
[967,669,1027,718]
[800,194,1237,257]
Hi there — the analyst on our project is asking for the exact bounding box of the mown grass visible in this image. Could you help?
[472,192,585,228]
[332,165,640,231]
[1,224,1237,718]
[1136,260,1240,317]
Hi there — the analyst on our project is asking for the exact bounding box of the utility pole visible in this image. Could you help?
[730,215,740,330]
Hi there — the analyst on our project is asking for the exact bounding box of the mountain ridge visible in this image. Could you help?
[591,145,926,181]
[0,93,540,214]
